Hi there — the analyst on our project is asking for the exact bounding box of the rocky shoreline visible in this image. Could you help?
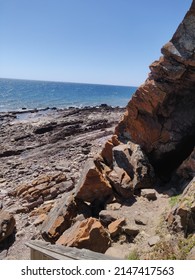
[1,1,195,260]
[0,105,125,259]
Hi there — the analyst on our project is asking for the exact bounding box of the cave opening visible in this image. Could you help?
[150,133,195,181]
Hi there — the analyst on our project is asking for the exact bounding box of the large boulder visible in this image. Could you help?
[75,159,113,203]
[56,217,111,253]
[0,210,16,243]
[111,142,154,191]
[41,194,91,242]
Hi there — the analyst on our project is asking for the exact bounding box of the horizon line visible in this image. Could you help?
[0,76,139,88]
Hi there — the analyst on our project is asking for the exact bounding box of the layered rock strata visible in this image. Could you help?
[116,1,195,179]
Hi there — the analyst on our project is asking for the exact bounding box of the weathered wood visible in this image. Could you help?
[26,240,118,260]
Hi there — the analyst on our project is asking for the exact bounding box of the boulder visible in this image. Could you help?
[56,217,111,253]
[41,193,92,242]
[0,210,16,243]
[101,139,114,167]
[75,159,113,203]
[112,142,154,191]
[107,167,133,199]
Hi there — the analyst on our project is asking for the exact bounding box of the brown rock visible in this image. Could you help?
[0,210,16,243]
[168,178,195,234]
[75,159,113,203]
[116,1,195,179]
[141,189,157,200]
[41,194,78,242]
[41,193,92,242]
[101,140,114,167]
[56,217,111,253]
[107,167,133,199]
[13,172,69,211]
[123,225,140,237]
[108,217,126,238]
[99,209,119,226]
[112,142,154,191]
[33,214,47,226]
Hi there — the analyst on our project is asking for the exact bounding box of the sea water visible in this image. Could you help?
[0,78,137,112]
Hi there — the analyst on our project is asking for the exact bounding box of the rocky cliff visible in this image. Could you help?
[116,1,195,180]
[40,1,195,257]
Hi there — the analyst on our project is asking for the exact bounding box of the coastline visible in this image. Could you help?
[0,105,125,259]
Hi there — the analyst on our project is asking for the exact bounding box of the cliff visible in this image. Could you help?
[116,1,195,179]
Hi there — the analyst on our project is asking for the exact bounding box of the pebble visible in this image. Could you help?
[148,235,160,247]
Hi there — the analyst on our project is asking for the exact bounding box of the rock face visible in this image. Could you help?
[0,210,16,243]
[116,1,195,179]
[167,178,195,234]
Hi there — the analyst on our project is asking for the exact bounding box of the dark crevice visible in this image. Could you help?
[149,133,195,181]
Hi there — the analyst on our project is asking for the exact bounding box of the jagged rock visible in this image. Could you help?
[41,194,78,242]
[41,194,92,242]
[99,209,120,226]
[168,178,195,234]
[107,167,133,199]
[141,189,157,200]
[108,217,126,238]
[112,142,154,190]
[116,1,195,179]
[0,210,16,243]
[56,217,111,253]
[101,139,114,167]
[100,135,121,167]
[75,159,113,203]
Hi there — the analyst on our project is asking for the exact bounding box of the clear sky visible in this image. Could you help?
[0,0,192,86]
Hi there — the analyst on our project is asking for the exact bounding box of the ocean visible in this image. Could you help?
[0,78,137,112]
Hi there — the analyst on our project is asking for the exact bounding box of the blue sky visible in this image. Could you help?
[0,0,192,86]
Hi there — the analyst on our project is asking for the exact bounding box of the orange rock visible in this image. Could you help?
[116,1,195,177]
[75,159,113,203]
[33,213,48,226]
[101,140,114,167]
[57,217,111,253]
[108,217,126,238]
[0,210,16,243]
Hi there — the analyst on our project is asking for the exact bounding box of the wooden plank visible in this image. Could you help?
[26,240,118,260]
